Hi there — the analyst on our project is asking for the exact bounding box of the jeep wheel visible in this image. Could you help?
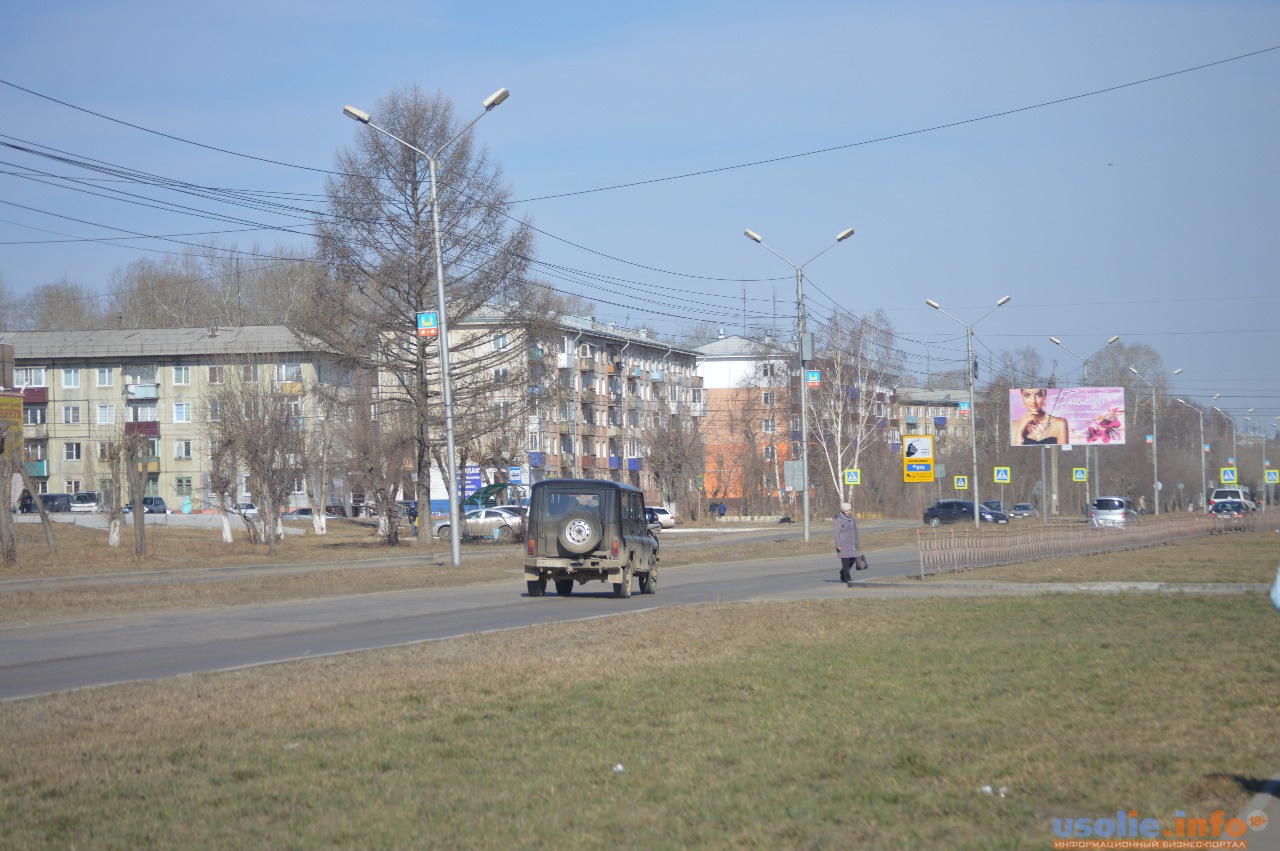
[558,511,603,555]
[638,567,656,595]
[527,577,547,597]
[613,563,633,598]
[554,578,575,596]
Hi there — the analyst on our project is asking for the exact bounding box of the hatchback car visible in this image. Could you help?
[232,502,259,516]
[922,500,1008,526]
[1088,496,1138,528]
[1009,503,1038,519]
[648,506,676,528]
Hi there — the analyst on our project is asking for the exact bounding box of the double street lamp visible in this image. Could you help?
[1175,398,1207,511]
[926,296,1012,530]
[743,227,855,542]
[1128,366,1181,516]
[1242,416,1271,512]
[344,87,511,567]
[1049,335,1119,503]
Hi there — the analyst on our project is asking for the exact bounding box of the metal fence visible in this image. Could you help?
[916,513,1271,577]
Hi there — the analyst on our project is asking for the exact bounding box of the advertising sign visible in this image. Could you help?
[805,370,821,387]
[1009,387,1125,446]
[416,311,439,338]
[0,393,21,463]
[902,435,935,483]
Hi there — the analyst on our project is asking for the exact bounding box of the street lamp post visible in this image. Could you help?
[743,227,855,542]
[344,88,511,568]
[1128,367,1180,516]
[1243,416,1268,512]
[1175,399,1206,511]
[1050,335,1119,504]
[926,296,1012,529]
[1211,405,1237,462]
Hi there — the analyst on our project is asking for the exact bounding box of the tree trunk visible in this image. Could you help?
[17,461,56,554]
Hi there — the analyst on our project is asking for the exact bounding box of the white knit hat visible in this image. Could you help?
[840,502,852,512]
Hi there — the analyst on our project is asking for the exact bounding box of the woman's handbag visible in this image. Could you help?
[854,553,868,571]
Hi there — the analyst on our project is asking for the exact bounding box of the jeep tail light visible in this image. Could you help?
[611,539,619,557]
[527,538,535,556]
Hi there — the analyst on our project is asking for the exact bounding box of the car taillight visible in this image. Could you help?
[527,539,535,556]
[611,540,619,557]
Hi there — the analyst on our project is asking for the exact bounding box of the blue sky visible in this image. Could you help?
[2,1,1278,420]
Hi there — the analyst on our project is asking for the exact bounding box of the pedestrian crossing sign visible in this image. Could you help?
[843,468,861,485]
[994,466,1010,483]
[954,475,969,490]
[1220,467,1237,484]
[1072,468,1087,482]
[1267,470,1279,485]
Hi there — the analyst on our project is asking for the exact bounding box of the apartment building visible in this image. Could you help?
[0,326,344,510]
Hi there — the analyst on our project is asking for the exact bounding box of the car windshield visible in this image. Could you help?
[1014,504,1033,511]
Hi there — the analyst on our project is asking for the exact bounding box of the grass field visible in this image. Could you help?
[1,534,1277,848]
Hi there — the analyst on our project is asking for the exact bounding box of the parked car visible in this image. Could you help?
[982,499,1005,514]
[922,499,1008,527]
[282,507,314,520]
[523,478,658,598]
[431,507,523,543]
[232,502,259,517]
[123,496,169,514]
[1009,503,1038,519]
[1088,496,1139,529]
[645,507,663,531]
[70,491,102,513]
[1208,488,1256,512]
[40,493,73,513]
[649,506,676,529]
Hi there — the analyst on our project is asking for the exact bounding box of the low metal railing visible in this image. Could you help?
[916,513,1268,577]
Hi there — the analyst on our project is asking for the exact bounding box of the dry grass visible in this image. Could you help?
[1,592,1276,848]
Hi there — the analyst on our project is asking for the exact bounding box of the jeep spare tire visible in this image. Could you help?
[558,511,603,555]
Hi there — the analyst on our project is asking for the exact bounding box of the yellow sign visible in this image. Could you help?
[954,475,969,490]
[0,392,22,462]
[1220,467,1238,485]
[993,466,1011,484]
[1072,467,1087,482]
[843,468,861,485]
[902,435,935,483]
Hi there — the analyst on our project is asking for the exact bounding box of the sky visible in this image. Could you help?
[2,0,1278,424]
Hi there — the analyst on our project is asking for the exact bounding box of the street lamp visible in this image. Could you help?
[1050,335,1119,503]
[344,87,510,568]
[1211,404,1237,461]
[743,227,855,542]
[926,295,1012,529]
[1176,398,1207,511]
[1243,416,1268,512]
[1128,367,1180,515]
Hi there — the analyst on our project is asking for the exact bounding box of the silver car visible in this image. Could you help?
[1088,497,1138,528]
[432,507,522,543]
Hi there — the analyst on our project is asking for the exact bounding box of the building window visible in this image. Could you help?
[97,367,114,387]
[762,391,776,407]
[763,446,776,462]
[96,404,116,425]
[174,402,192,424]
[65,480,81,494]
[492,333,509,351]
[15,367,46,387]
[63,405,81,425]
[240,363,257,382]
[208,365,225,385]
[762,363,776,378]
[275,363,302,382]
[24,441,45,461]
[62,368,80,389]
[147,437,160,457]
[175,477,193,496]
[64,442,82,461]
[128,403,158,423]
[97,442,110,462]
[208,402,222,422]
[23,406,46,425]
[286,399,302,419]
[175,440,193,460]
[763,419,776,435]
[492,367,510,385]
[173,365,191,385]
[790,417,800,433]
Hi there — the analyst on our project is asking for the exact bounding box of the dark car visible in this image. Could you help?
[1208,500,1247,530]
[40,493,73,513]
[524,479,658,598]
[923,499,1009,527]
[124,496,168,514]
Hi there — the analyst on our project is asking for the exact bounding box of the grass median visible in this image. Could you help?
[1,537,1277,848]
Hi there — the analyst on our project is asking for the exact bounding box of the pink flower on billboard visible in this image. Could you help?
[1009,387,1127,447]
[1085,407,1124,443]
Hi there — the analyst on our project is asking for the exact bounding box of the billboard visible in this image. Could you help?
[1009,387,1125,447]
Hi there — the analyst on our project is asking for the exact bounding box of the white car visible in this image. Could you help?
[649,506,676,529]
[232,502,260,517]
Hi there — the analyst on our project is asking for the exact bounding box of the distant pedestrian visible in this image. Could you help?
[834,502,862,583]
[717,501,726,519]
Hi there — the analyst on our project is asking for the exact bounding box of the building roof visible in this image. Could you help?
[695,334,788,359]
[460,306,700,357]
[896,386,969,405]
[0,326,325,361]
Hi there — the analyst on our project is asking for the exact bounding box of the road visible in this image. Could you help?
[0,531,922,701]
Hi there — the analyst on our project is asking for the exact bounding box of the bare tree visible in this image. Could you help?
[642,403,705,519]
[307,85,537,548]
[15,277,108,331]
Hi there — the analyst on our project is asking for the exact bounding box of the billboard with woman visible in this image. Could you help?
[1009,387,1125,446]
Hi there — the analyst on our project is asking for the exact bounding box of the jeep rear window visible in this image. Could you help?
[545,491,604,519]
[1093,498,1125,511]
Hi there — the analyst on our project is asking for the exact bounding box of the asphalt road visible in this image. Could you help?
[0,537,922,701]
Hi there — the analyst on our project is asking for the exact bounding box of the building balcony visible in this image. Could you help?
[137,455,160,474]
[627,398,645,410]
[556,421,572,435]
[24,459,46,477]
[578,357,594,372]
[275,380,303,395]
[580,423,596,437]
[125,421,160,437]
[22,387,48,404]
[607,392,622,406]
[690,402,708,417]
[580,456,596,469]
[650,371,665,382]
[528,451,544,468]
[608,455,622,470]
[689,375,704,388]
[24,424,48,439]
[628,457,642,471]
[581,388,597,404]
[125,384,159,400]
